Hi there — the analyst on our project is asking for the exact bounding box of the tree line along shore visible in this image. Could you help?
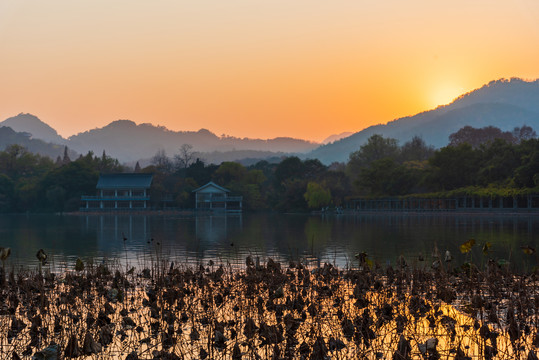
[0,125,538,213]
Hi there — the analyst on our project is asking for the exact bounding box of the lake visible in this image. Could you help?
[1,212,538,272]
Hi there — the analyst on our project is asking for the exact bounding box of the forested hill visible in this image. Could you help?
[0,113,65,144]
[0,126,69,160]
[308,78,539,164]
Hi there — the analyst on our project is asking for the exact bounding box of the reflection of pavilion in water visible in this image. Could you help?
[195,214,243,244]
[84,214,243,251]
[84,215,150,250]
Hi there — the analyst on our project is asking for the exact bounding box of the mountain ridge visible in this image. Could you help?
[307,78,539,164]
[0,113,66,144]
[0,115,318,163]
[67,120,318,162]
[3,78,539,165]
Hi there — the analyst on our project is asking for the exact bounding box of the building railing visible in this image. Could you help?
[81,195,150,201]
[79,206,149,211]
[197,196,243,202]
[350,195,539,212]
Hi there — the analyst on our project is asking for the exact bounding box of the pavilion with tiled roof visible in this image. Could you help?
[81,173,153,210]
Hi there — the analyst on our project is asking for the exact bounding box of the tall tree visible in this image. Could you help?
[304,182,332,209]
[476,139,519,186]
[174,144,195,170]
[448,125,515,148]
[347,135,399,170]
[400,136,434,162]
[151,149,173,174]
[346,134,399,192]
[62,146,71,165]
[512,125,537,143]
[213,162,247,185]
[274,156,305,188]
[425,144,479,190]
[513,138,539,187]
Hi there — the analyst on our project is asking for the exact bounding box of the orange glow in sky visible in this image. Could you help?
[1,0,539,142]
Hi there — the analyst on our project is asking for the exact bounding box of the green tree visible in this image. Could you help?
[513,139,539,187]
[425,144,479,191]
[249,160,277,185]
[318,170,351,206]
[304,182,332,209]
[400,136,434,162]
[0,144,55,181]
[242,183,266,210]
[277,179,308,211]
[39,161,99,211]
[303,159,327,180]
[347,135,399,169]
[98,150,124,173]
[186,159,218,185]
[172,177,199,208]
[213,162,247,185]
[346,135,399,192]
[448,125,515,148]
[357,158,423,196]
[274,157,305,188]
[476,139,519,186]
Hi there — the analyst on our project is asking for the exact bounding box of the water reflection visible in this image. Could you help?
[195,214,243,244]
[0,213,538,271]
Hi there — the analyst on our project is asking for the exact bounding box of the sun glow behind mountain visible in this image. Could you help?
[428,83,467,109]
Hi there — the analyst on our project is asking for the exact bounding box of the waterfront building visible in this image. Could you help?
[81,173,153,210]
[193,181,242,212]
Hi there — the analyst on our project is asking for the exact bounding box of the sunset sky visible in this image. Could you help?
[1,0,538,142]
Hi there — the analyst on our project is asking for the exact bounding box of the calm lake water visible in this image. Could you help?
[1,212,538,272]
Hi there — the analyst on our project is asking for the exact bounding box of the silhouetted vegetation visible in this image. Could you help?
[347,126,539,199]
[448,125,536,148]
[1,124,538,213]
[0,146,123,213]
[2,245,539,359]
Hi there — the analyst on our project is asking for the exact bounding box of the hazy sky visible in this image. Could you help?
[1,0,538,142]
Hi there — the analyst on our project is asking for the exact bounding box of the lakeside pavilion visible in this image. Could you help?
[193,181,242,212]
[81,173,153,210]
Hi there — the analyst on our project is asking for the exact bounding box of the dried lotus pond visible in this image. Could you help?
[1,254,539,359]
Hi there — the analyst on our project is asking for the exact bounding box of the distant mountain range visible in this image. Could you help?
[0,115,318,164]
[307,78,539,164]
[321,132,354,144]
[2,78,538,165]
[68,120,318,163]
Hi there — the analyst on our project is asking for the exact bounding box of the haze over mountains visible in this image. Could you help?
[68,120,318,163]
[0,115,317,164]
[1,78,538,165]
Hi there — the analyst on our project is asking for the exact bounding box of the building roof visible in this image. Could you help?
[96,173,153,189]
[192,181,230,193]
